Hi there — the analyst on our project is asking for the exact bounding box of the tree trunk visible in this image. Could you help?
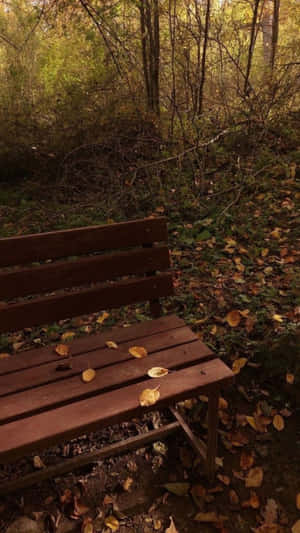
[244,0,260,95]
[198,0,211,115]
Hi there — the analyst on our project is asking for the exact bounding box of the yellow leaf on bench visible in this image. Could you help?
[97,312,109,324]
[55,344,69,357]
[106,341,118,349]
[61,331,75,342]
[147,367,169,378]
[129,346,148,358]
[139,387,160,406]
[82,368,96,383]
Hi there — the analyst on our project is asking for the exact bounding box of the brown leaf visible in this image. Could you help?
[55,344,69,357]
[96,312,109,324]
[194,511,228,523]
[61,331,75,342]
[273,414,284,431]
[123,477,133,492]
[262,499,278,525]
[245,467,263,488]
[82,368,96,383]
[242,490,260,509]
[129,346,148,358]
[286,373,295,385]
[232,358,248,375]
[226,310,241,327]
[106,341,118,349]
[74,497,90,516]
[190,485,206,507]
[217,474,230,486]
[163,482,190,496]
[165,516,179,533]
[0,353,10,359]
[60,489,73,504]
[229,489,239,505]
[139,387,160,407]
[33,455,45,469]
[240,451,254,470]
[81,517,94,533]
[292,520,300,533]
[296,493,300,510]
[104,515,119,531]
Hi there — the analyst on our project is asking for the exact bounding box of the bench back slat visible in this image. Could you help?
[0,245,170,299]
[0,217,168,267]
[0,217,173,334]
[0,273,173,334]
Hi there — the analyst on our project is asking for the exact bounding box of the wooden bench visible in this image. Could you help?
[0,217,234,494]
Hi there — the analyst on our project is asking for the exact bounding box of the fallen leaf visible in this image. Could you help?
[82,368,96,383]
[194,511,228,523]
[104,515,119,531]
[242,490,260,509]
[292,521,300,533]
[55,344,69,357]
[123,477,133,492]
[147,367,169,378]
[106,341,118,349]
[246,416,258,431]
[129,346,148,358]
[240,451,254,470]
[272,314,283,323]
[229,489,239,505]
[270,228,281,239]
[262,499,278,525]
[97,312,109,324]
[219,397,228,410]
[163,482,190,496]
[296,493,300,510]
[232,358,248,374]
[139,387,160,406]
[81,517,94,533]
[13,342,25,351]
[61,331,75,342]
[154,519,162,530]
[286,373,295,384]
[0,353,10,359]
[273,414,284,431]
[226,310,241,327]
[60,488,73,504]
[245,467,263,488]
[74,497,90,516]
[33,455,45,469]
[190,485,206,507]
[217,474,230,486]
[165,516,179,533]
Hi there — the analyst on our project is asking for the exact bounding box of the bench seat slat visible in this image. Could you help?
[0,359,234,463]
[0,273,173,334]
[0,315,184,376]
[0,246,170,300]
[0,326,198,397]
[0,217,168,268]
[0,340,214,424]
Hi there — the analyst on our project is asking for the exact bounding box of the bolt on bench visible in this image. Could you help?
[0,217,234,494]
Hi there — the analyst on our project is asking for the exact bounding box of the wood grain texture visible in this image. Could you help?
[0,273,173,334]
[0,246,170,299]
[0,340,212,423]
[0,359,234,463]
[0,326,198,397]
[0,217,168,267]
[0,315,184,376]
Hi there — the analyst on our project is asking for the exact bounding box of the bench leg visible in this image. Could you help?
[206,389,220,483]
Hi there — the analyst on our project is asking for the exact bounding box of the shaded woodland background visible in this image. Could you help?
[0,0,299,186]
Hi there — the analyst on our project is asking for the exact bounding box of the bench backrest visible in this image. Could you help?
[0,217,173,334]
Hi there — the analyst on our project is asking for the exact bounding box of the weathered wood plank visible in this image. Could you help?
[0,359,234,463]
[0,315,184,376]
[0,217,168,267]
[0,326,199,397]
[0,340,212,424]
[0,273,173,334]
[0,246,170,300]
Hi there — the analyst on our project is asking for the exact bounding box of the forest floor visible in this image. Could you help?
[0,130,299,533]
